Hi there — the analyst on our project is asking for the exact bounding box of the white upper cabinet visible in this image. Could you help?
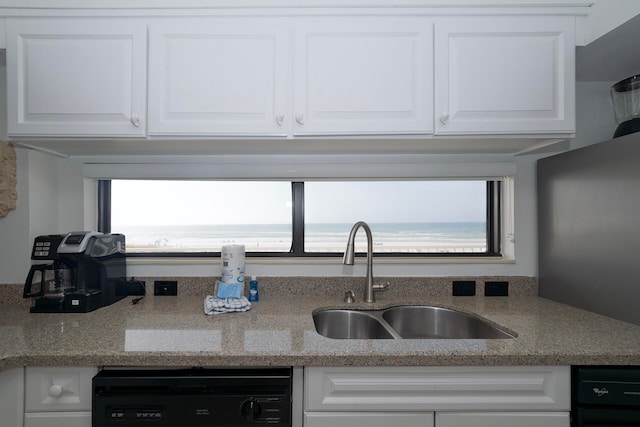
[434,16,575,135]
[1,7,583,154]
[6,19,147,137]
[293,17,434,135]
[148,20,290,136]
[148,17,433,137]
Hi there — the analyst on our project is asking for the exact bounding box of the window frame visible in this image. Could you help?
[98,179,502,258]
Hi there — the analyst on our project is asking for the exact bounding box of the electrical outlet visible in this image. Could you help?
[452,280,476,296]
[154,280,177,296]
[485,281,508,296]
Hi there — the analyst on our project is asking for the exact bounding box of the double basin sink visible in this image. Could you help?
[313,305,515,340]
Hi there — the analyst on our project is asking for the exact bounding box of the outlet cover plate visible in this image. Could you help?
[485,281,508,296]
[452,280,476,296]
[154,280,177,296]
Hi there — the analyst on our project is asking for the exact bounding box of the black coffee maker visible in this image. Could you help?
[23,231,127,313]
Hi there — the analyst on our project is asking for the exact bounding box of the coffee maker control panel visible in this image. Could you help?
[31,235,65,260]
[58,231,103,254]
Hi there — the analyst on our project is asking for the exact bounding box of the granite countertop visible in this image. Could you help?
[2,276,640,371]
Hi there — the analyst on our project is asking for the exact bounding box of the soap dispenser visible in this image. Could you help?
[248,276,259,302]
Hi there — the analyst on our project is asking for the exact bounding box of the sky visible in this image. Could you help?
[111,180,486,227]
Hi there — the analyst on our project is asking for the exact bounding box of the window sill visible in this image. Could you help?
[125,255,515,265]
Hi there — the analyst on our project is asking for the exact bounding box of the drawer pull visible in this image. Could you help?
[48,384,64,398]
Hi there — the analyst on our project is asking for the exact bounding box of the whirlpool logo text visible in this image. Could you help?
[593,387,609,397]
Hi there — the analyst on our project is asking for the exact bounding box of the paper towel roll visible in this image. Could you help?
[221,244,245,285]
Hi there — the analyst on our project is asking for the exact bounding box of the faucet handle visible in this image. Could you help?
[344,290,356,304]
[373,282,389,292]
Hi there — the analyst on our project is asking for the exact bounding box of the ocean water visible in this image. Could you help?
[114,222,487,253]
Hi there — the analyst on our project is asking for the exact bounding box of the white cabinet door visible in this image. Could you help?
[434,16,575,135]
[148,20,290,136]
[25,366,97,412]
[293,17,434,135]
[24,412,91,427]
[306,412,434,427]
[6,19,147,137]
[0,367,24,427]
[436,412,569,427]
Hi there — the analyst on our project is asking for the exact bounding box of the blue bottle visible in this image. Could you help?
[248,276,259,302]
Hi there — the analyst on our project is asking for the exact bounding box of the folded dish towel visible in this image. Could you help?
[204,295,252,315]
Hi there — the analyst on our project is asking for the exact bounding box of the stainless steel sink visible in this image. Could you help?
[382,305,514,339]
[313,309,395,339]
[313,305,515,340]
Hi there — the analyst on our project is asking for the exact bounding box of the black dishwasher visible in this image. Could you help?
[572,366,640,426]
[93,367,292,426]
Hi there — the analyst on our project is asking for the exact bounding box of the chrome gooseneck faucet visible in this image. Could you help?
[343,221,376,303]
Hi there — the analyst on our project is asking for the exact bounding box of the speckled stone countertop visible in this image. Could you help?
[2,276,640,370]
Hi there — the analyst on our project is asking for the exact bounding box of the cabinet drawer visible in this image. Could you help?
[436,412,569,427]
[25,367,97,412]
[305,412,434,427]
[24,412,91,427]
[305,366,570,412]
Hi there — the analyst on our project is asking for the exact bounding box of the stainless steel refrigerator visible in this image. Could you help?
[538,132,640,325]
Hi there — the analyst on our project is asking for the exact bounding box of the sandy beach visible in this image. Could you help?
[128,240,487,254]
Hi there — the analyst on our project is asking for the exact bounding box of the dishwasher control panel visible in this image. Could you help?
[93,368,292,426]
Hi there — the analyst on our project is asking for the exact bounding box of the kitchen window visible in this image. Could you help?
[100,179,501,257]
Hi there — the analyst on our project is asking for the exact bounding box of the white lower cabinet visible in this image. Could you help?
[437,412,569,427]
[306,412,434,427]
[304,366,570,427]
[0,367,24,427]
[306,412,569,427]
[24,412,92,427]
[4,365,571,427]
[24,367,97,427]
